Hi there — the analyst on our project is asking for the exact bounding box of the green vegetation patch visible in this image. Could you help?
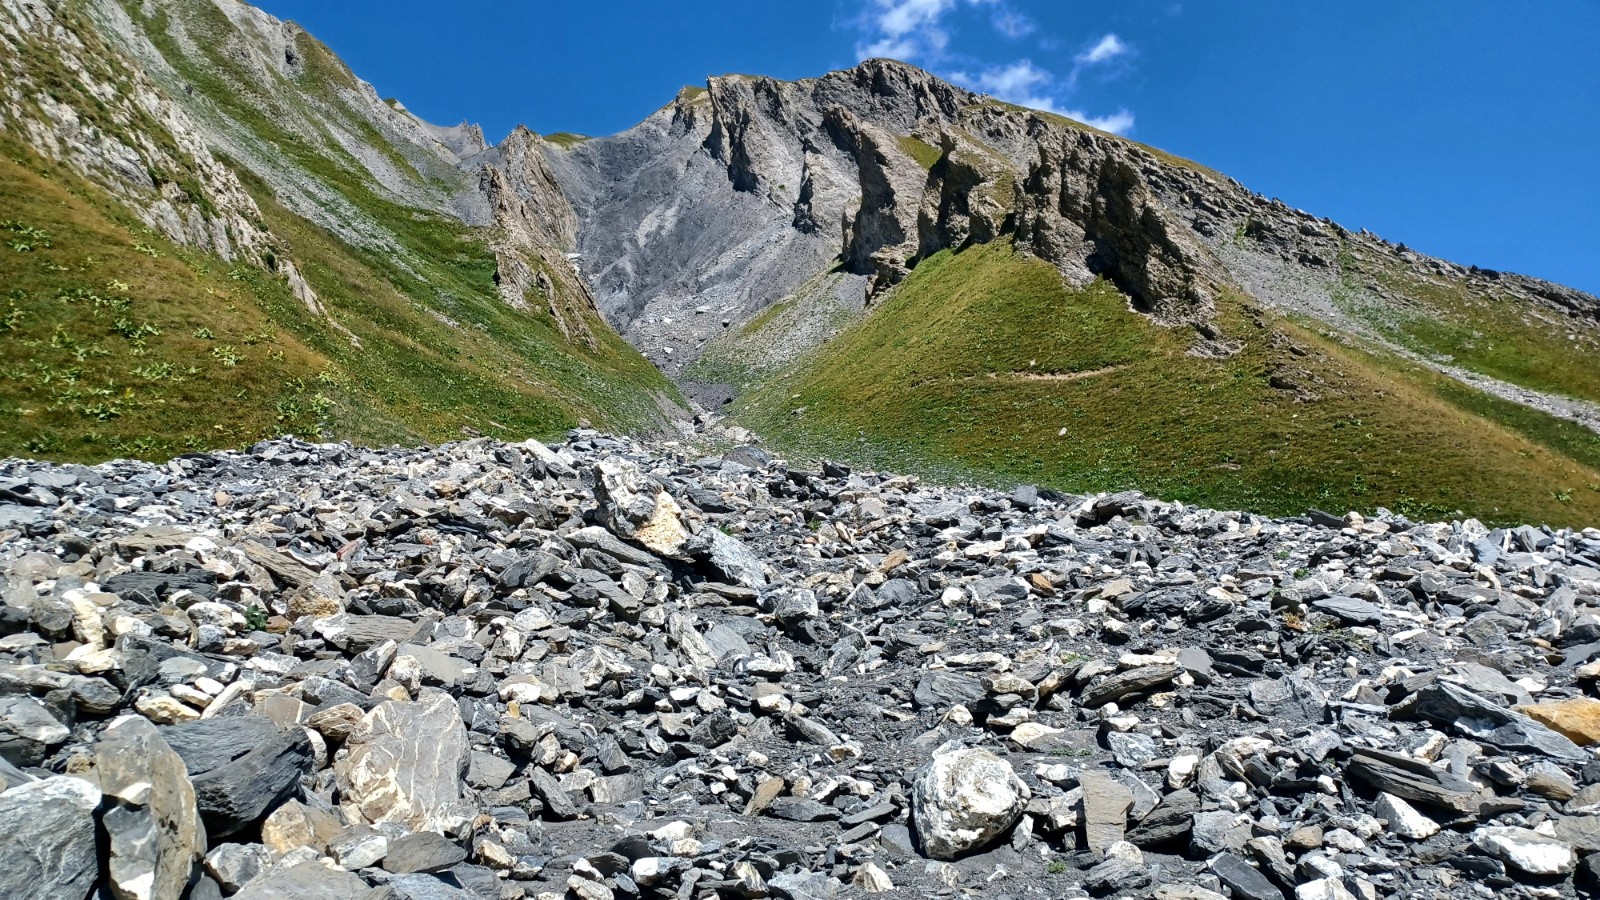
[733,242,1600,527]
[543,133,591,150]
[1338,250,1600,405]
[896,135,943,171]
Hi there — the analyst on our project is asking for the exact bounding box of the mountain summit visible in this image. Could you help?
[3,2,1600,524]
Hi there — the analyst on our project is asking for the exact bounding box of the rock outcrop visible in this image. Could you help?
[548,58,1598,374]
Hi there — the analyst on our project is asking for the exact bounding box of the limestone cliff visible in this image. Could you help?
[549,59,1598,381]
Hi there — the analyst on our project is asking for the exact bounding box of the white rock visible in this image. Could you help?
[1295,878,1357,900]
[1471,825,1577,876]
[1167,753,1200,789]
[853,861,895,893]
[912,745,1030,860]
[1373,792,1437,839]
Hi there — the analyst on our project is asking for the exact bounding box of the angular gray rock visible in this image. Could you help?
[0,775,102,900]
[1080,770,1134,854]
[93,715,207,900]
[232,861,370,900]
[0,695,70,766]
[162,716,313,837]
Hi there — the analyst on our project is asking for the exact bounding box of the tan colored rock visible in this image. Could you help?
[633,491,690,557]
[135,693,201,724]
[286,573,345,621]
[854,861,895,893]
[305,702,364,742]
[261,799,343,856]
[1519,697,1600,745]
[93,716,207,900]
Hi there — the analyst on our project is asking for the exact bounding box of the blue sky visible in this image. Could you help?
[253,0,1599,294]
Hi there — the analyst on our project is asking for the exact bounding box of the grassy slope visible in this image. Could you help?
[735,242,1600,527]
[0,0,681,461]
[1336,248,1600,405]
[0,140,674,462]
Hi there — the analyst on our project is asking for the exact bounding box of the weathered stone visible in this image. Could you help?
[162,715,313,837]
[1081,770,1134,854]
[385,830,467,873]
[93,715,207,900]
[1081,665,1180,707]
[0,775,102,900]
[1207,852,1283,900]
[337,693,469,833]
[0,696,70,766]
[204,843,270,894]
[632,491,690,557]
[1472,825,1577,876]
[1372,792,1438,839]
[1344,747,1487,814]
[1411,682,1586,761]
[327,826,389,870]
[231,860,369,900]
[260,798,342,856]
[912,746,1030,860]
[1518,696,1600,745]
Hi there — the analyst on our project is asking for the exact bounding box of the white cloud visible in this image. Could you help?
[962,59,1050,96]
[1066,107,1136,134]
[1076,33,1129,65]
[853,2,1137,136]
[855,0,1002,62]
[992,8,1035,39]
[875,0,955,40]
[856,0,957,61]
[951,59,1137,135]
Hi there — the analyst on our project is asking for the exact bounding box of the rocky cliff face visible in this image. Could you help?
[0,0,297,295]
[3,0,610,333]
[550,59,1599,376]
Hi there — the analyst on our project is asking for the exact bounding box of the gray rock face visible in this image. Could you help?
[545,55,1600,426]
[337,693,469,834]
[0,695,70,765]
[231,861,369,900]
[162,715,313,837]
[93,715,207,900]
[912,746,1029,859]
[384,830,467,873]
[0,775,102,900]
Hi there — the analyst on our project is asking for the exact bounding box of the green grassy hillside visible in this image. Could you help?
[1337,249,1600,404]
[735,242,1600,526]
[0,139,678,463]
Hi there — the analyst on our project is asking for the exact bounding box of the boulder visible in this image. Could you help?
[162,715,313,837]
[912,745,1029,859]
[1472,825,1577,876]
[93,715,207,900]
[0,695,70,766]
[0,775,102,900]
[232,860,369,900]
[1518,696,1600,745]
[336,693,469,833]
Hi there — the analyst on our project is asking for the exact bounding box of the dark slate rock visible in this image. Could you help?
[1208,852,1284,900]
[162,715,313,837]
[385,831,469,874]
